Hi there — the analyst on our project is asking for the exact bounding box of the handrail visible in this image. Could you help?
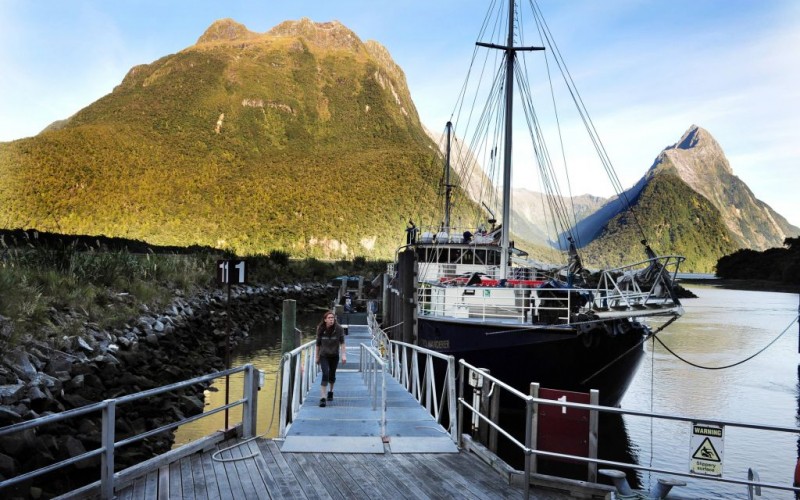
[278,339,318,437]
[386,339,457,444]
[0,364,261,499]
[359,343,387,436]
[456,358,800,498]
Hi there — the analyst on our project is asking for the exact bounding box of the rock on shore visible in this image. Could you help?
[0,281,330,497]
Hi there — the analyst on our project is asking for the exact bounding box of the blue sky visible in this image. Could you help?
[1,0,798,227]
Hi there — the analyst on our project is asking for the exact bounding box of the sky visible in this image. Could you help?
[1,0,798,227]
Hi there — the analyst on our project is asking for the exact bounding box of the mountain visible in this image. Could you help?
[0,18,475,258]
[560,125,798,272]
[511,190,606,247]
[646,125,798,250]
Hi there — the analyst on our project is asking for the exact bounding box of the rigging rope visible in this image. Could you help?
[653,313,800,370]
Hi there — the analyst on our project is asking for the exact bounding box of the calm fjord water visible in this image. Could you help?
[175,286,799,498]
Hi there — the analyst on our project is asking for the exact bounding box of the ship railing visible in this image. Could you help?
[0,365,263,500]
[382,338,458,443]
[457,358,798,499]
[416,282,573,324]
[279,339,320,437]
[594,255,685,310]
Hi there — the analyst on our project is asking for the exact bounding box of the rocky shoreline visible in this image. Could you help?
[0,281,331,499]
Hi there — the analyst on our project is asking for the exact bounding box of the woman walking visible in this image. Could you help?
[315,311,346,407]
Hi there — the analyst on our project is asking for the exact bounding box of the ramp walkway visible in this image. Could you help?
[280,324,458,454]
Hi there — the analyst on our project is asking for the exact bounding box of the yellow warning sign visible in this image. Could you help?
[692,438,720,461]
[690,423,724,477]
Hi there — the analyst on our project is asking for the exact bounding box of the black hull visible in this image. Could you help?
[417,317,646,407]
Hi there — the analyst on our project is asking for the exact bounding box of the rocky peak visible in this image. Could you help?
[648,125,732,190]
[267,18,365,52]
[646,125,794,250]
[197,19,256,44]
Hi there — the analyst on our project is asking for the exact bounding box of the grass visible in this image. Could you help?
[0,239,387,350]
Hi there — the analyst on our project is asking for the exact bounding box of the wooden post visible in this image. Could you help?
[382,273,389,322]
[281,299,297,354]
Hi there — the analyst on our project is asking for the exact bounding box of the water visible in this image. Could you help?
[621,285,800,498]
[172,287,800,499]
[172,313,320,444]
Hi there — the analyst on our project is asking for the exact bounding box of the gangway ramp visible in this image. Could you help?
[280,324,458,454]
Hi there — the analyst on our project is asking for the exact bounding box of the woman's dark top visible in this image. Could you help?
[316,324,345,357]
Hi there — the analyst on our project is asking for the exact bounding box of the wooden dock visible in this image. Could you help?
[60,323,612,499]
[114,437,531,499]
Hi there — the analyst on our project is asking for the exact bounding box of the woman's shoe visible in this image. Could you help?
[319,398,326,407]
[327,391,334,401]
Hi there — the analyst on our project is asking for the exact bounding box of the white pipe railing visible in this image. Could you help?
[386,339,457,444]
[279,339,318,437]
[359,344,387,436]
[456,358,800,499]
[0,365,261,499]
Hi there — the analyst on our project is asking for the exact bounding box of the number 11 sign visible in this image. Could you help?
[217,259,247,285]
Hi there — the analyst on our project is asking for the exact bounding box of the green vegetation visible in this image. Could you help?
[0,30,470,260]
[716,237,800,284]
[0,232,387,349]
[580,174,740,273]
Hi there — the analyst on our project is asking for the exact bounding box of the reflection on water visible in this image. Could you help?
[622,285,799,499]
[171,288,799,499]
[172,313,319,445]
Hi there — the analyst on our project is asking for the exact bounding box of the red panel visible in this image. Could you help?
[537,388,590,461]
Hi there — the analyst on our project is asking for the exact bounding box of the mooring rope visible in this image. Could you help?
[654,313,799,370]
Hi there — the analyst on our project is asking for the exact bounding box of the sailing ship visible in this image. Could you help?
[383,0,685,406]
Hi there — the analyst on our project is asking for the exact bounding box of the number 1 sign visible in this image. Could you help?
[217,259,248,285]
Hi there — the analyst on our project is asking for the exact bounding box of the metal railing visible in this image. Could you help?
[278,339,318,437]
[0,364,261,499]
[359,343,387,436]
[415,255,685,324]
[386,339,458,444]
[456,359,800,499]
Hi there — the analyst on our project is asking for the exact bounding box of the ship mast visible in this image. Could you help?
[476,0,543,279]
[443,121,453,231]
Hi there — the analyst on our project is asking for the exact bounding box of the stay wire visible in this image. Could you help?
[653,313,800,370]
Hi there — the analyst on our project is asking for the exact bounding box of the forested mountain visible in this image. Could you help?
[511,126,799,273]
[0,18,475,258]
[0,19,796,272]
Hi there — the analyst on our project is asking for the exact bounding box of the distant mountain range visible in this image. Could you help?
[0,18,796,273]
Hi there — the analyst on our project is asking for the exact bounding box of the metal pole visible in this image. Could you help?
[447,356,458,444]
[588,389,599,483]
[530,382,540,474]
[243,364,258,438]
[489,380,500,453]
[524,397,532,500]
[100,400,116,500]
[224,281,232,430]
[457,362,465,448]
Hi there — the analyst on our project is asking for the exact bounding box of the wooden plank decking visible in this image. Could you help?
[114,437,528,499]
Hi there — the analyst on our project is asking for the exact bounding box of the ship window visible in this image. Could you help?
[460,249,474,264]
[475,250,486,265]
